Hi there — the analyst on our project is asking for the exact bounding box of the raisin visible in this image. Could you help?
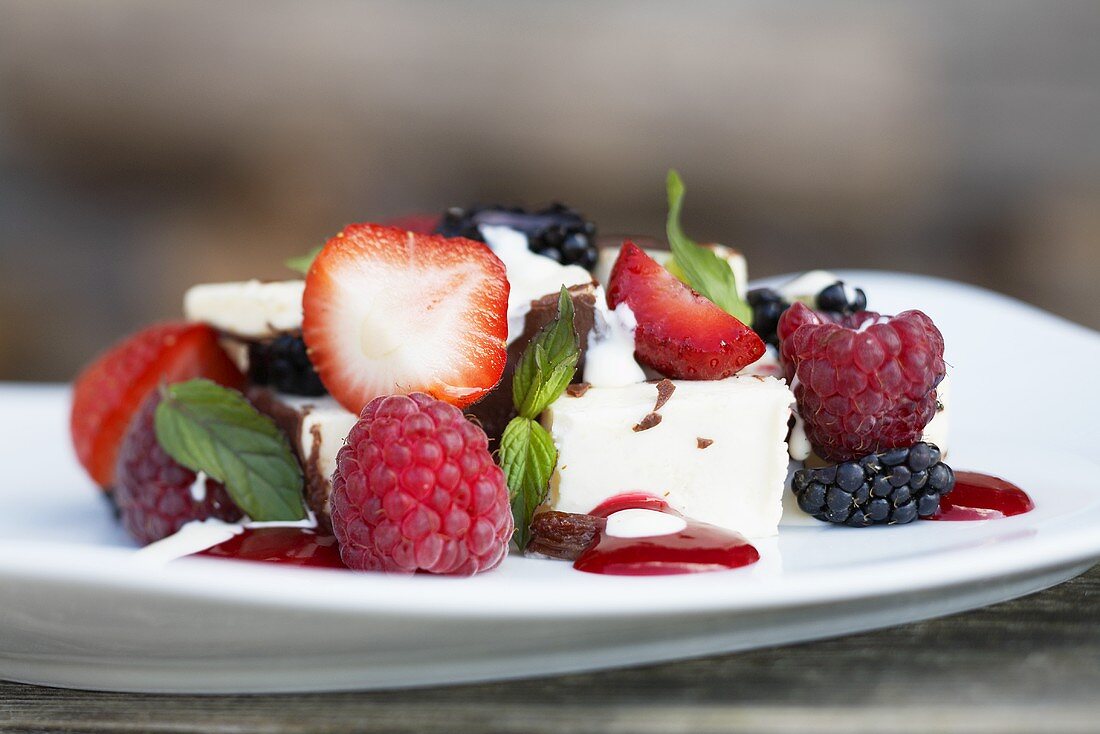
[526,511,605,560]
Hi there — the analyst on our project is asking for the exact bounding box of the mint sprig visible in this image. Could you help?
[666,170,753,325]
[498,287,579,549]
[500,417,557,550]
[154,379,307,522]
[512,288,580,418]
[285,246,321,275]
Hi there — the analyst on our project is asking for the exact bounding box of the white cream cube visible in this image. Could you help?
[184,280,305,339]
[543,376,794,537]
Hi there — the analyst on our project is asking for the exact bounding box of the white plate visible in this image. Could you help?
[1,271,1098,694]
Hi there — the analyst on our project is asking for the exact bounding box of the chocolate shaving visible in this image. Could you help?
[752,375,766,382]
[633,412,663,432]
[653,378,676,412]
[697,437,714,449]
[526,511,606,560]
[566,382,592,398]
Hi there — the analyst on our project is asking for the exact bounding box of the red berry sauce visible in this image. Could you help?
[196,527,346,569]
[927,471,1034,521]
[574,494,760,576]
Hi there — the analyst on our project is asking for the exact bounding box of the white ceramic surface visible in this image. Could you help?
[1,271,1098,694]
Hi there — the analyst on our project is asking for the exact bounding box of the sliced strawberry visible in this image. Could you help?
[383,212,441,234]
[302,223,509,412]
[607,242,765,380]
[70,322,245,488]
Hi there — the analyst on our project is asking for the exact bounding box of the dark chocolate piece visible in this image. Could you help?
[697,437,714,449]
[653,378,676,412]
[632,412,662,432]
[566,382,592,398]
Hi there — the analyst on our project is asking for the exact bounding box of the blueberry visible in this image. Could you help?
[747,288,783,306]
[816,282,867,315]
[747,288,791,346]
[816,283,848,312]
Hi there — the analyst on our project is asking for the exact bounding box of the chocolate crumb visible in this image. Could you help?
[653,378,676,412]
[566,382,592,398]
[633,412,663,432]
[697,437,714,449]
[752,375,766,382]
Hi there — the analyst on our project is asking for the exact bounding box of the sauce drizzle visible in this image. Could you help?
[575,494,760,576]
[928,471,1034,521]
[196,527,346,568]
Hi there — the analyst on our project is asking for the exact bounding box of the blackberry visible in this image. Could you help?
[792,441,955,526]
[746,288,790,347]
[248,335,327,396]
[436,202,598,270]
[816,281,867,315]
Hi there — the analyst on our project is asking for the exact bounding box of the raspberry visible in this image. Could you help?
[778,303,946,462]
[330,393,513,575]
[114,395,242,545]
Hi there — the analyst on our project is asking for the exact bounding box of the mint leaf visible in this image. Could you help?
[499,417,557,550]
[666,170,753,325]
[511,287,580,419]
[285,246,321,275]
[499,286,579,547]
[154,379,307,522]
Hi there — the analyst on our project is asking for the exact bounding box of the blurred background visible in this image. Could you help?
[1,0,1098,381]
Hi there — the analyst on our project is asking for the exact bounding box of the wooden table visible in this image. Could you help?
[2,566,1097,734]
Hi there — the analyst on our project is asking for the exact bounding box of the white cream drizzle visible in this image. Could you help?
[478,225,592,344]
[584,291,646,388]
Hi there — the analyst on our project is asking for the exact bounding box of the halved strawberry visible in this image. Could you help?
[302,223,509,412]
[70,322,245,488]
[383,212,441,234]
[607,241,765,380]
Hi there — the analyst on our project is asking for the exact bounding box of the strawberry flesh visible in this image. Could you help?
[606,242,764,380]
[70,322,245,488]
[302,223,509,412]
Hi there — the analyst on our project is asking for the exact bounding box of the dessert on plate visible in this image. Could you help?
[68,171,1032,577]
